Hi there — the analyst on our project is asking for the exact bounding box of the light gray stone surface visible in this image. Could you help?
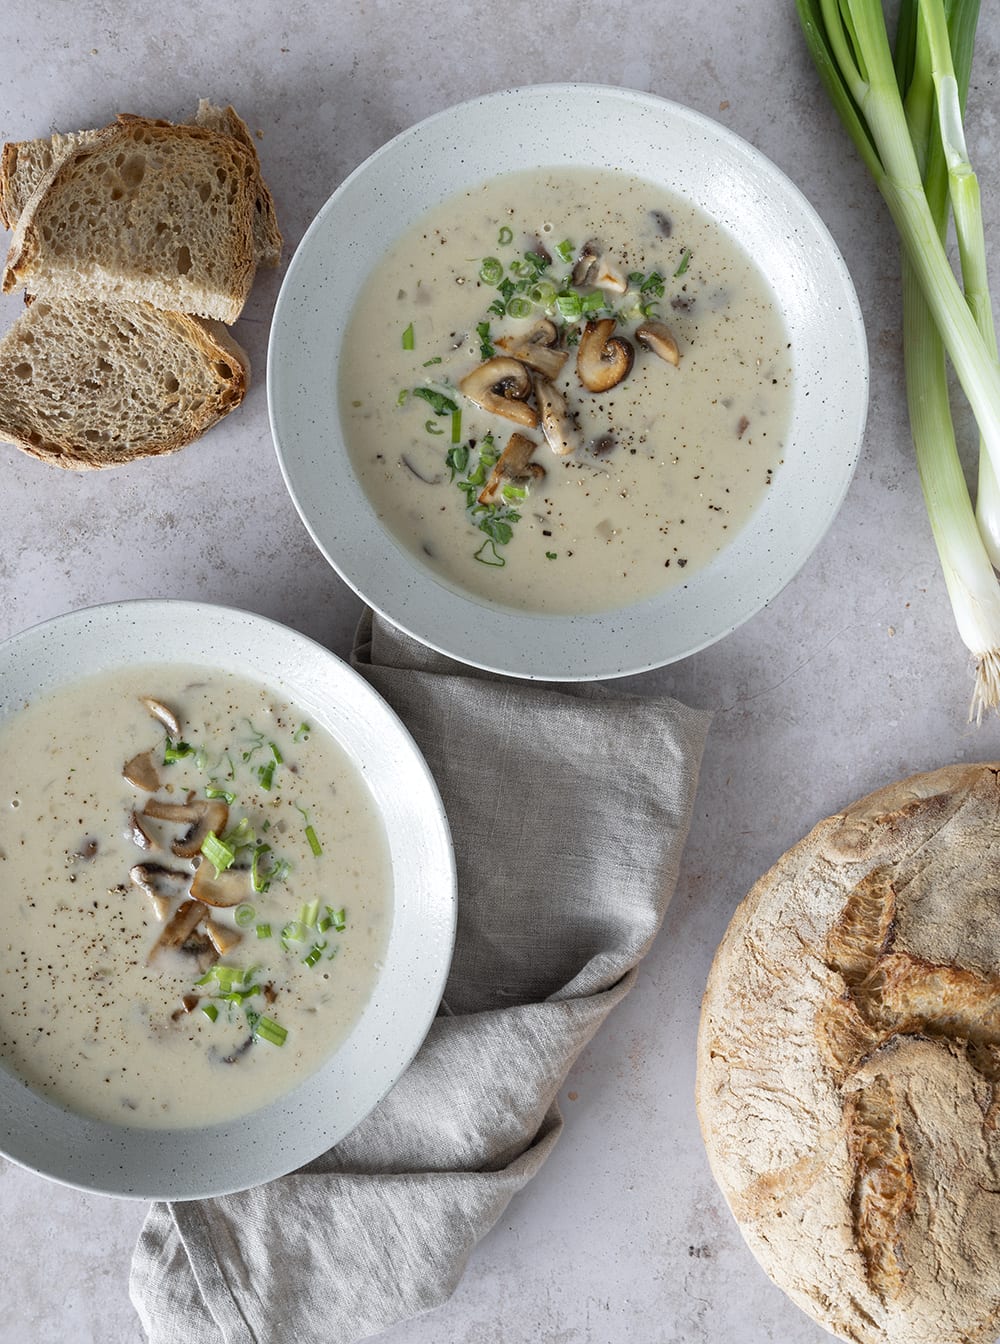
[1,1,999,1341]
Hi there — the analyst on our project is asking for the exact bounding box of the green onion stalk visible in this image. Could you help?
[797,0,1000,716]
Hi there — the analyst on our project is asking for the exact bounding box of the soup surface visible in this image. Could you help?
[0,667,392,1128]
[340,165,792,614]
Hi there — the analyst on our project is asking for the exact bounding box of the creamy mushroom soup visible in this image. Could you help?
[340,166,792,614]
[0,667,392,1129]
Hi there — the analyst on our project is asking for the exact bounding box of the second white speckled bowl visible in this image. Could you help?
[268,83,868,680]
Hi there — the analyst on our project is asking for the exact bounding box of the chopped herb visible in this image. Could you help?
[201,830,236,875]
[422,355,443,366]
[163,737,194,764]
[545,551,558,560]
[445,444,469,479]
[257,760,276,790]
[412,387,459,416]
[305,824,323,857]
[253,1016,287,1047]
[205,783,237,804]
[476,320,495,359]
[201,1003,219,1023]
[674,249,692,277]
[303,941,328,968]
[555,239,574,263]
[255,922,272,940]
[425,418,444,435]
[474,538,505,566]
[234,903,256,929]
[479,257,504,285]
[451,409,463,444]
[401,322,415,350]
[497,225,514,246]
[299,899,321,928]
[293,723,310,742]
[506,296,532,319]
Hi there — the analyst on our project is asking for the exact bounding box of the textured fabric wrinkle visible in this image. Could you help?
[129,612,710,1344]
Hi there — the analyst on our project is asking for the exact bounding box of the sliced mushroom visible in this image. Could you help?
[533,375,580,457]
[459,356,538,428]
[190,862,252,908]
[123,749,160,792]
[636,319,681,367]
[576,319,634,393]
[205,917,243,955]
[572,239,601,287]
[130,863,191,920]
[129,810,156,851]
[478,432,546,505]
[142,797,229,859]
[593,257,627,294]
[140,697,181,737]
[147,898,210,963]
[496,319,568,380]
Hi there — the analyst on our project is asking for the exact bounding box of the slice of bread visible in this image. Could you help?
[0,102,282,268]
[0,295,249,468]
[3,117,260,322]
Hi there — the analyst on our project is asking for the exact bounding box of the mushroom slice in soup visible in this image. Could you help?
[148,898,212,964]
[140,696,181,737]
[205,917,242,955]
[478,432,546,506]
[459,356,539,428]
[496,319,568,380]
[130,863,191,921]
[576,318,634,393]
[533,375,580,457]
[636,319,681,367]
[190,861,253,908]
[143,797,230,859]
[123,749,161,793]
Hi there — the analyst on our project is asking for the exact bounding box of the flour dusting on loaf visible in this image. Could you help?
[696,763,1000,1344]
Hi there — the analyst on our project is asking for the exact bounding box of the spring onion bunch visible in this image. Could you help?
[797,0,1000,718]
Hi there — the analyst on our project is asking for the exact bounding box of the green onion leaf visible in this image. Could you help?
[497,225,514,246]
[479,257,503,285]
[293,723,310,742]
[402,322,415,350]
[253,1016,288,1047]
[257,760,276,790]
[673,249,691,277]
[205,783,237,804]
[305,824,323,857]
[201,1002,219,1023]
[255,922,272,940]
[234,903,256,929]
[506,296,533,319]
[555,239,574,263]
[163,738,195,764]
[201,830,236,875]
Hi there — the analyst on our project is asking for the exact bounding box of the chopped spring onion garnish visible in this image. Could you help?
[253,1016,288,1047]
[196,964,259,992]
[293,723,310,742]
[201,830,236,875]
[299,899,321,928]
[451,409,462,444]
[425,418,444,436]
[479,257,504,285]
[268,742,283,765]
[303,940,327,968]
[205,783,237,804]
[797,0,1000,716]
[402,322,415,350]
[251,842,287,894]
[223,817,256,851]
[555,238,575,263]
[673,249,691,277]
[474,538,505,567]
[255,922,272,939]
[305,824,323,857]
[163,737,195,763]
[234,903,256,929]
[257,760,276,790]
[201,1003,219,1023]
[412,387,459,417]
[498,225,514,245]
[507,296,532,319]
[476,321,495,359]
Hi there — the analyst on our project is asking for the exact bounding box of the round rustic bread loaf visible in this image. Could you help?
[696,763,1000,1344]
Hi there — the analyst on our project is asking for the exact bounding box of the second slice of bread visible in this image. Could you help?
[0,295,249,468]
[3,116,261,322]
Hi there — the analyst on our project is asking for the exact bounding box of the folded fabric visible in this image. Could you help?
[130,611,710,1344]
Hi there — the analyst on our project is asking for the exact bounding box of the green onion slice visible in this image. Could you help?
[234,903,256,929]
[201,830,236,875]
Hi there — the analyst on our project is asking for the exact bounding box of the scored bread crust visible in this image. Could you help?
[3,117,259,322]
[696,763,1000,1344]
[0,296,249,468]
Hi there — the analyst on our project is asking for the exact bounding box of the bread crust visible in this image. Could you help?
[0,299,249,469]
[696,764,1000,1344]
[3,117,259,322]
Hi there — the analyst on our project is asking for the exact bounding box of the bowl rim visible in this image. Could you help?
[0,598,457,1200]
[268,81,869,681]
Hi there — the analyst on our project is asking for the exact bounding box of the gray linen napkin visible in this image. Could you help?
[130,612,710,1344]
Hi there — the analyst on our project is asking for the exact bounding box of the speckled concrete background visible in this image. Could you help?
[1,2,999,1341]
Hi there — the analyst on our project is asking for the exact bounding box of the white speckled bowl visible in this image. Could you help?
[268,83,868,680]
[0,601,455,1200]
